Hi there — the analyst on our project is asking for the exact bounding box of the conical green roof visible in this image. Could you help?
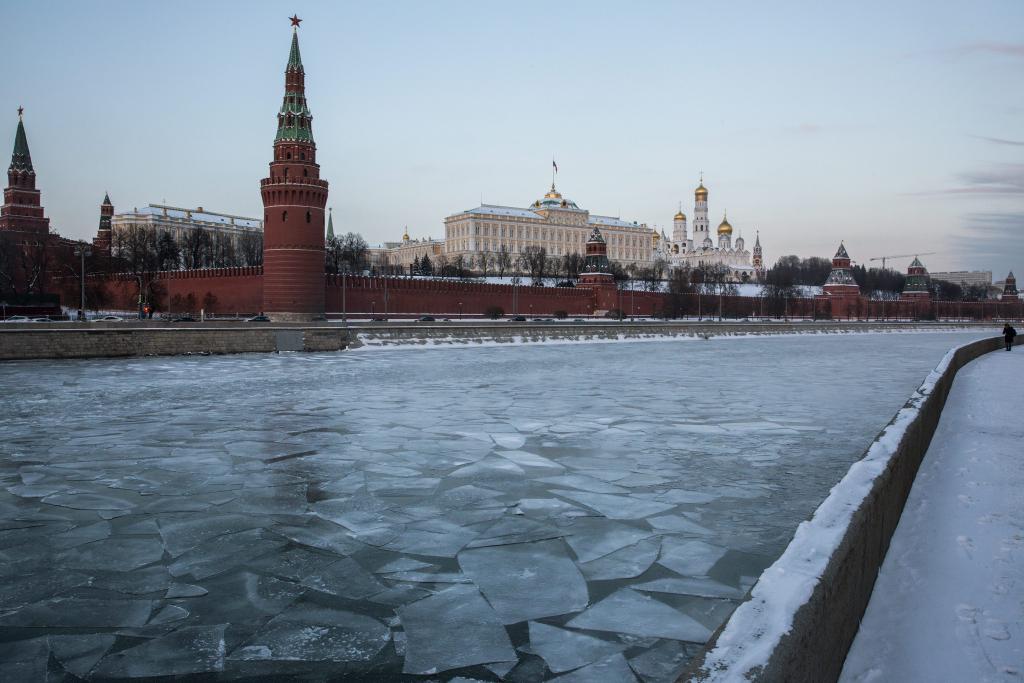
[287,30,303,71]
[102,192,112,205]
[326,209,334,239]
[10,117,32,172]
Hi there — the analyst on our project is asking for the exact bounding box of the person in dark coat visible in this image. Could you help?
[1004,323,1017,351]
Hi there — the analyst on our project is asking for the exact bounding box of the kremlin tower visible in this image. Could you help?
[900,257,932,301]
[93,193,113,255]
[260,17,329,320]
[1002,271,1018,302]
[0,108,50,236]
[752,231,764,278]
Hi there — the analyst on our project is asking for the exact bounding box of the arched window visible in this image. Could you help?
[300,152,306,160]
[286,152,292,160]
[282,211,288,222]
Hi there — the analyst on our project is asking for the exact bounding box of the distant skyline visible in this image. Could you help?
[2,0,1022,276]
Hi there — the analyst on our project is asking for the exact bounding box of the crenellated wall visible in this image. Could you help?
[53,270,1024,321]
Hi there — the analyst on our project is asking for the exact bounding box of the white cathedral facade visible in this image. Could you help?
[653,179,764,282]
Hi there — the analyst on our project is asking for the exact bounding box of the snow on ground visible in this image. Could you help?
[840,347,1024,682]
[0,333,990,680]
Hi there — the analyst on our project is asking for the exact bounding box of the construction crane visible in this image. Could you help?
[868,252,937,270]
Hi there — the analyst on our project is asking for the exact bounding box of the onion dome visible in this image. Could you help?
[652,230,660,243]
[674,209,686,221]
[402,226,409,242]
[717,212,733,235]
[692,179,708,200]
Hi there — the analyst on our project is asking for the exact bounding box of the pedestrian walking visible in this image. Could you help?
[1003,323,1017,351]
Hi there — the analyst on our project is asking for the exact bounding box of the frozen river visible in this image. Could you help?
[0,331,986,680]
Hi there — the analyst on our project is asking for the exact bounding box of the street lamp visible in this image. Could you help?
[458,301,463,320]
[72,243,91,321]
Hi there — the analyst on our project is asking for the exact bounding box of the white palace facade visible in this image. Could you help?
[429,176,765,280]
[444,183,655,268]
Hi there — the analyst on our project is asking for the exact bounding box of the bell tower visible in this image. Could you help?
[261,16,329,320]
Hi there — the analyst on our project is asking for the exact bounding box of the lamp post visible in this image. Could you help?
[458,301,463,320]
[342,270,347,324]
[73,243,91,321]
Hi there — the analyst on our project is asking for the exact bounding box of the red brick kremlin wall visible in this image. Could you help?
[60,270,1024,320]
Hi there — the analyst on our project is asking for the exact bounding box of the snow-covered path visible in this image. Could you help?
[840,348,1024,682]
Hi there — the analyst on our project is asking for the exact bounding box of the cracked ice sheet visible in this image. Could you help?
[526,621,626,673]
[551,490,675,519]
[564,519,654,563]
[579,537,661,580]
[657,539,728,577]
[95,624,227,677]
[459,539,589,624]
[551,652,637,682]
[398,584,517,675]
[230,605,389,663]
[567,589,712,643]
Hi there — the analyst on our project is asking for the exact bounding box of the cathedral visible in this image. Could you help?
[652,177,764,282]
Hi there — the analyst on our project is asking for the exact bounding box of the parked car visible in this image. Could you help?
[170,316,197,323]
[508,315,526,322]
[418,316,436,322]
[99,315,124,321]
[573,318,586,322]
[31,317,53,322]
[2,315,31,323]
[370,317,388,322]
[246,315,271,322]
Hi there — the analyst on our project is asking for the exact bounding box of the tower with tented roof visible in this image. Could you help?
[900,257,932,301]
[92,193,113,254]
[0,108,50,236]
[260,16,329,320]
[1002,271,1018,302]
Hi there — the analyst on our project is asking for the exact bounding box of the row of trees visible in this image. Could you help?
[112,225,264,273]
[763,255,996,301]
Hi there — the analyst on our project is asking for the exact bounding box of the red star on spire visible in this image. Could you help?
[17,106,24,119]
[289,15,302,28]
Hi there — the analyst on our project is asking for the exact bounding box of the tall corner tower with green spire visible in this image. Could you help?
[0,108,50,235]
[261,18,329,320]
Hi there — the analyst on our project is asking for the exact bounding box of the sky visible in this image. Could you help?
[2,0,1022,277]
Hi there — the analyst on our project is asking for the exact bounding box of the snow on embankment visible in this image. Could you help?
[686,335,1005,683]
[349,323,985,351]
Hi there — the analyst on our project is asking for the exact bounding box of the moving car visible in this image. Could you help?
[246,315,271,322]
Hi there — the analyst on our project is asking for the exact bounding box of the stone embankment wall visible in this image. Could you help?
[0,325,350,360]
[683,335,1013,683]
[0,320,995,361]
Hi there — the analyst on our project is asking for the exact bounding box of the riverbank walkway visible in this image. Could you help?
[840,347,1024,681]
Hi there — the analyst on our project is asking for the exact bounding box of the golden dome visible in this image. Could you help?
[717,214,733,235]
[674,210,686,221]
[651,230,660,242]
[544,183,562,200]
[402,226,409,241]
[695,183,708,199]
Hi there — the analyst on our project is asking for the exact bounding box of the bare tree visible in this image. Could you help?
[211,233,236,268]
[521,246,548,285]
[561,252,585,281]
[495,245,513,278]
[181,227,212,269]
[476,252,493,277]
[238,232,263,267]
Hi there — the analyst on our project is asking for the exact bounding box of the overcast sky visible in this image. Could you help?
[2,0,1022,276]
